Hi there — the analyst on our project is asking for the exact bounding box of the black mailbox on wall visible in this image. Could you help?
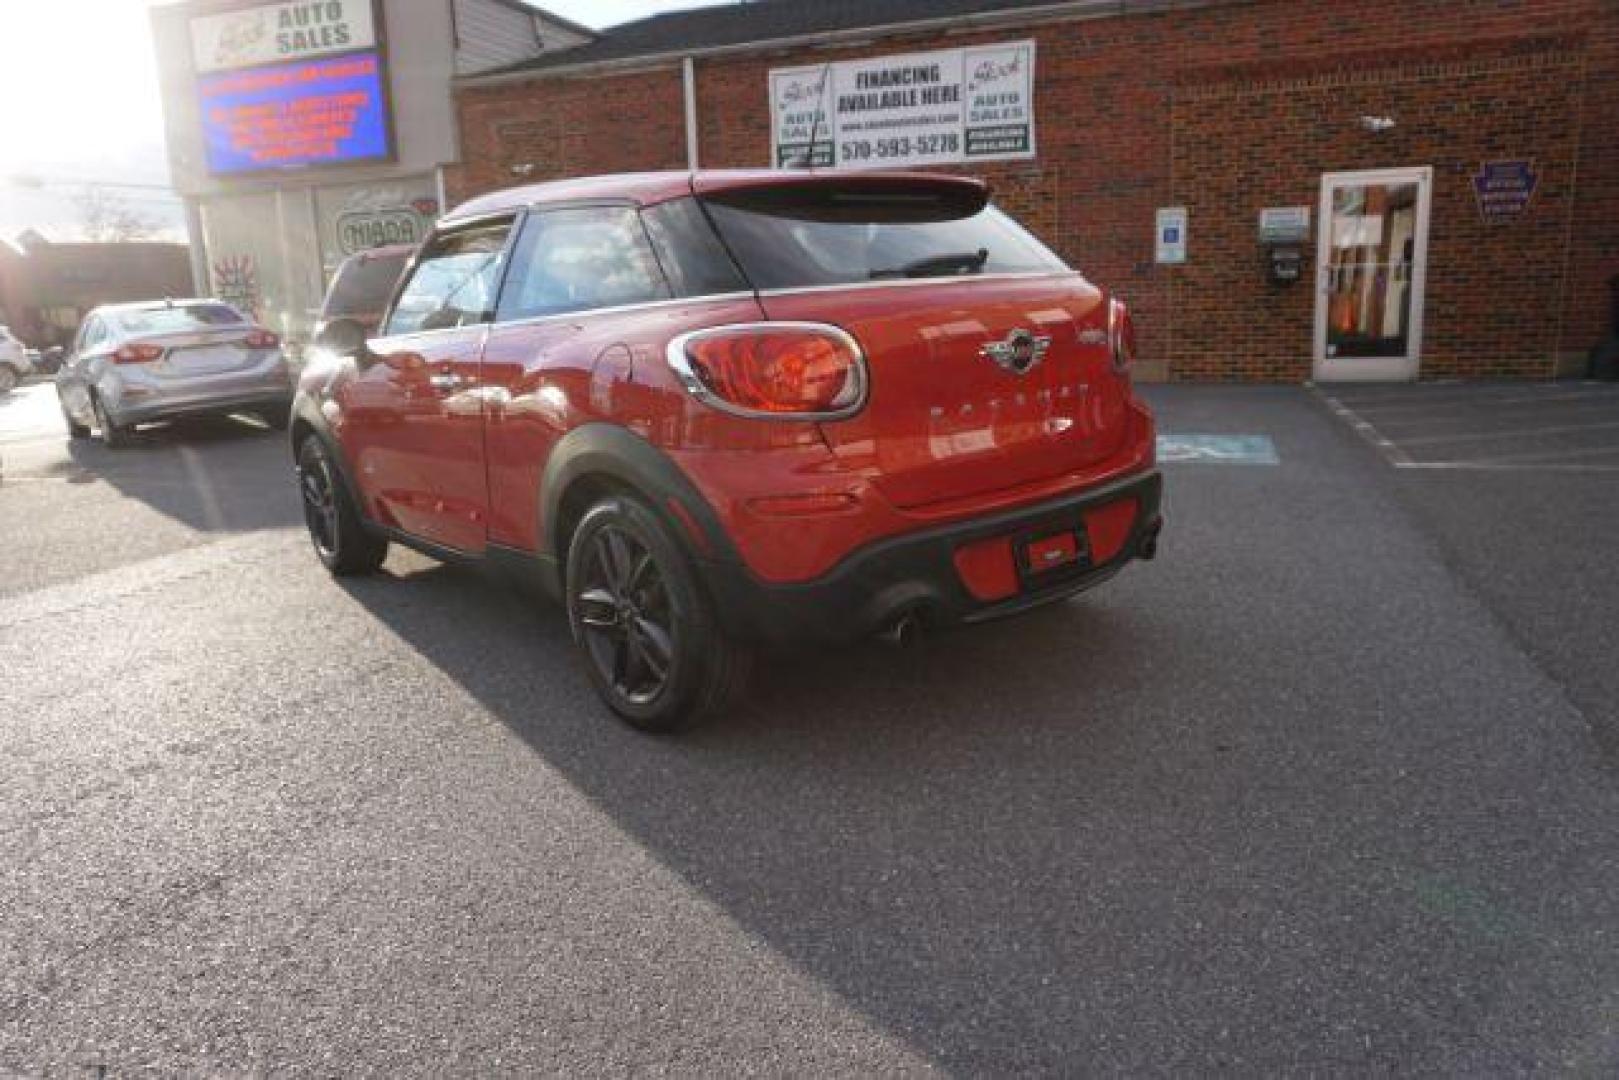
[1259,207,1311,286]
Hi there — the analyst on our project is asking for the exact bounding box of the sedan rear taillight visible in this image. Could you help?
[245,329,280,349]
[111,344,164,364]
[1107,298,1136,374]
[666,323,867,420]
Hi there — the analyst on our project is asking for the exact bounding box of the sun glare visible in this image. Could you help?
[0,0,169,179]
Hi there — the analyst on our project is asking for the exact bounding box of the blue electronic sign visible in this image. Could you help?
[197,51,392,174]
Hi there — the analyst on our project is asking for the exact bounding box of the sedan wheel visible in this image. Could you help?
[92,395,130,448]
[0,365,18,394]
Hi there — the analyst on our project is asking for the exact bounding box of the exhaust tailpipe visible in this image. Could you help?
[878,611,923,648]
[1139,519,1163,560]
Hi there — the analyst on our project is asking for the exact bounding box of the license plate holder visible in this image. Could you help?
[1014,522,1090,583]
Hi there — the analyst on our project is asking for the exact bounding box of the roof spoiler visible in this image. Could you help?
[692,171,990,221]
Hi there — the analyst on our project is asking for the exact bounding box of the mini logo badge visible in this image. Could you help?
[980,328,1051,375]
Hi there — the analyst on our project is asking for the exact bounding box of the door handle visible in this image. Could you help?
[429,371,467,392]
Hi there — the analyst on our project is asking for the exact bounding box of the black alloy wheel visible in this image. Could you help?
[566,495,749,732]
[300,448,341,560]
[296,434,388,575]
[574,524,678,708]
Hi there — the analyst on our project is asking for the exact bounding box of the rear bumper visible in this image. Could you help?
[700,469,1162,643]
[113,388,292,426]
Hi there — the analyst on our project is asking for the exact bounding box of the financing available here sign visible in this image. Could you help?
[770,41,1036,169]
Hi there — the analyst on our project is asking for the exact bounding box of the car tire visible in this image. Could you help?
[565,493,751,733]
[0,364,18,394]
[92,394,131,448]
[296,434,387,575]
[60,397,90,439]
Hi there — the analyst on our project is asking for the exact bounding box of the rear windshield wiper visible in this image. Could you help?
[869,248,989,279]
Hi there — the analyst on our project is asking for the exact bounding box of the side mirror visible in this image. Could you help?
[314,317,367,356]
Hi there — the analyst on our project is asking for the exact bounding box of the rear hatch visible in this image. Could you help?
[700,175,1133,510]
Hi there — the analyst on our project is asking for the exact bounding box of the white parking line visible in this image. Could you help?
[1313,388,1412,465]
[1345,389,1619,415]
[1395,418,1619,447]
[1319,382,1578,407]
[1396,460,1619,473]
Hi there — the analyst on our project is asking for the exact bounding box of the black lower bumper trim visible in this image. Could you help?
[700,469,1163,644]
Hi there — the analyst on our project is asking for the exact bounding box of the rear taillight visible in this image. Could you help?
[1107,298,1136,374]
[244,329,280,349]
[666,323,867,419]
[111,344,163,364]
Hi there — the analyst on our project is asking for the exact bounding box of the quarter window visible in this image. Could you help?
[382,223,511,337]
[496,205,671,322]
[641,198,747,299]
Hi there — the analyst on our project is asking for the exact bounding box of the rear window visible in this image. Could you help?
[325,251,410,318]
[702,185,1068,290]
[113,303,246,335]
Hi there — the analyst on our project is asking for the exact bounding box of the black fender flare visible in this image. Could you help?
[537,422,739,568]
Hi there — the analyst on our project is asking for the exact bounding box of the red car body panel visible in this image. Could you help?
[340,324,490,553]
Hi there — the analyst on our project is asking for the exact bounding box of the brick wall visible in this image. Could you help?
[449,0,1618,381]
[1171,42,1584,381]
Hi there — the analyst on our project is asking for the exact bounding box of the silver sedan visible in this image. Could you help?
[56,300,293,447]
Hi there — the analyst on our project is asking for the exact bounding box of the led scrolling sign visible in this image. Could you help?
[190,0,393,175]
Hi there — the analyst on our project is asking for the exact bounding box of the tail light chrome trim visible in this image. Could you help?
[665,321,869,421]
[1107,298,1135,373]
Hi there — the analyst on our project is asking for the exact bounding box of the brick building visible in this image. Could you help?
[447,0,1619,382]
[0,238,194,349]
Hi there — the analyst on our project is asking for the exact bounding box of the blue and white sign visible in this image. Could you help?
[1157,433,1279,465]
[1156,206,1187,265]
[1472,160,1538,221]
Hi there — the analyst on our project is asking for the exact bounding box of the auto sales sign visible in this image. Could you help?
[190,0,377,74]
[770,41,1036,169]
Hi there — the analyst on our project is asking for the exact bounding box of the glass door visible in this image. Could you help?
[1313,167,1431,381]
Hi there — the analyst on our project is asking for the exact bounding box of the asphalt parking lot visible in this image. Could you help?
[3,379,1618,1074]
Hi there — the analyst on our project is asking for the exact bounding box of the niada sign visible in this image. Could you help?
[191,0,378,74]
[770,41,1036,169]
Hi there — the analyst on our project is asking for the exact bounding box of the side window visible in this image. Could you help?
[495,205,671,322]
[641,198,748,299]
[382,223,511,337]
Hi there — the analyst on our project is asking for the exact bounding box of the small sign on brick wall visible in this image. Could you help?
[1259,206,1310,245]
[1472,160,1538,221]
[1156,206,1187,264]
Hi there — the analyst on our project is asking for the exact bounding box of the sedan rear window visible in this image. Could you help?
[113,303,247,335]
[702,185,1067,290]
